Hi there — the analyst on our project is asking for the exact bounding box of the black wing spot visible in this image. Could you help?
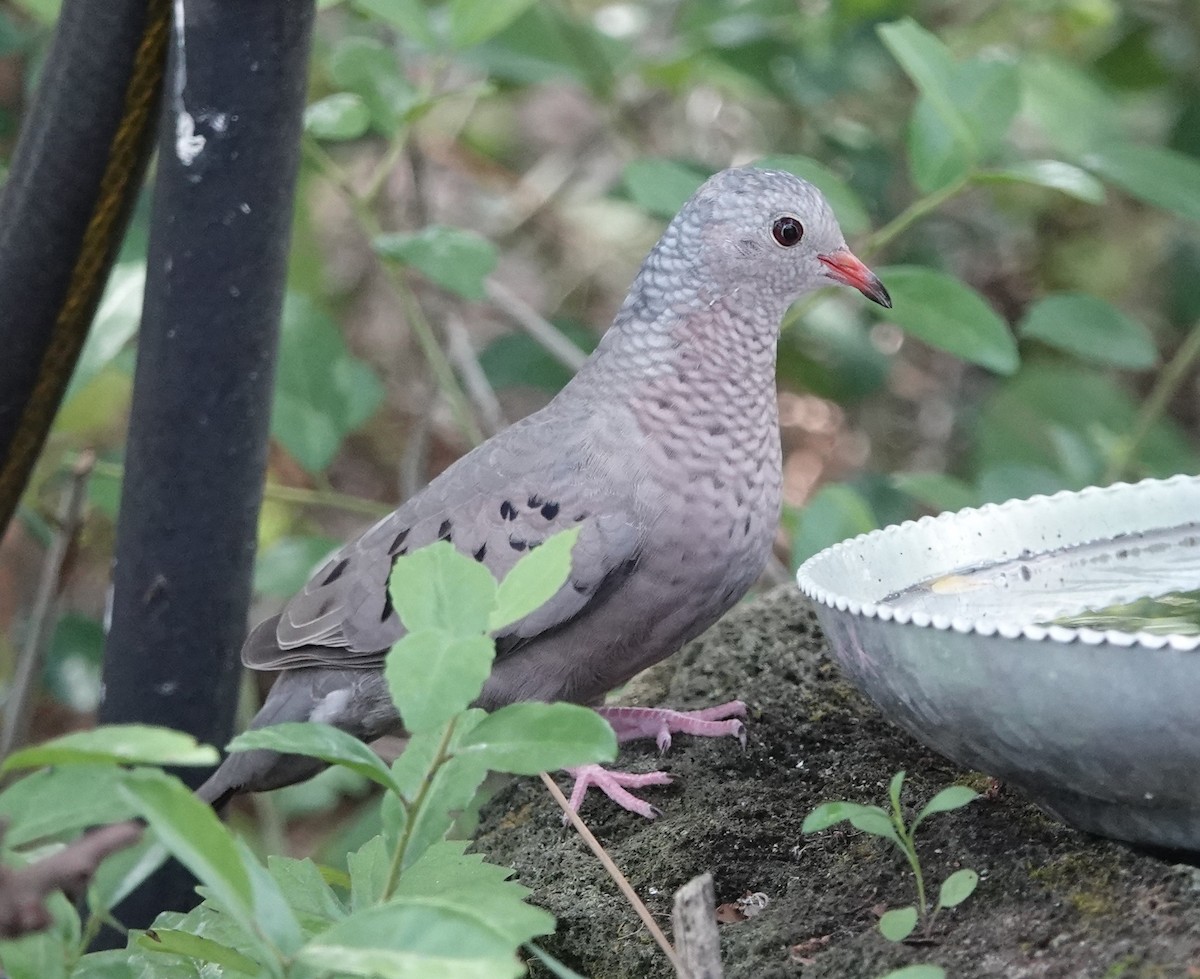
[390,528,410,553]
[541,502,559,520]
[500,500,517,520]
[381,588,395,622]
[396,546,408,557]
[509,537,528,552]
[437,519,452,541]
[474,543,487,562]
[322,558,350,585]
[527,494,544,509]
[573,581,589,594]
[744,515,752,536]
[573,512,587,522]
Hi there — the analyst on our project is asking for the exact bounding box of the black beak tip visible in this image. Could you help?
[872,284,893,309]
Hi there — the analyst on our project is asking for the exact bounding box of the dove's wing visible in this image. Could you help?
[242,408,643,673]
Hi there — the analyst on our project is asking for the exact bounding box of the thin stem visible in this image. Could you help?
[304,138,485,447]
[1102,320,1200,484]
[383,716,459,899]
[539,772,686,977]
[0,451,93,765]
[862,174,973,258]
[86,458,392,518]
[485,279,589,372]
[890,800,928,927]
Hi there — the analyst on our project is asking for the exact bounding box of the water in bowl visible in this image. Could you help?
[881,521,1200,628]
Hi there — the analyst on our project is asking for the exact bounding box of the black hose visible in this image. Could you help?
[0,0,169,531]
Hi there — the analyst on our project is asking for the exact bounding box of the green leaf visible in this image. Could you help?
[65,262,144,405]
[622,159,708,219]
[328,35,421,134]
[914,785,979,830]
[456,702,616,774]
[351,0,437,47]
[978,160,1106,204]
[348,835,390,912]
[0,766,135,846]
[478,322,593,394]
[956,57,1019,158]
[880,965,946,979]
[488,527,581,631]
[237,839,305,956]
[304,93,371,141]
[755,155,869,235]
[391,756,487,872]
[848,808,902,844]
[88,838,169,919]
[888,769,906,819]
[462,4,624,90]
[227,723,401,793]
[296,899,524,979]
[876,266,1019,374]
[273,294,384,474]
[788,484,877,567]
[390,540,498,635]
[136,929,258,975]
[907,96,971,193]
[2,726,218,773]
[253,535,339,597]
[394,844,553,945]
[891,472,978,513]
[802,801,888,834]
[374,226,498,301]
[878,905,918,942]
[1018,293,1156,369]
[117,770,253,921]
[877,19,974,156]
[779,298,890,404]
[975,363,1200,482]
[266,857,346,936]
[387,632,495,734]
[1019,56,1120,157]
[1084,143,1200,224]
[937,868,980,909]
[448,0,537,48]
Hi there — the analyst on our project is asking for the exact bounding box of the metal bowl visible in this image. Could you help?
[796,475,1200,850]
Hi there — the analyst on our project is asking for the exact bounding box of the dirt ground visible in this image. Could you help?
[476,586,1200,979]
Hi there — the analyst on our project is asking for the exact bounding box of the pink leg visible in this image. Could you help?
[596,700,748,753]
[564,764,673,820]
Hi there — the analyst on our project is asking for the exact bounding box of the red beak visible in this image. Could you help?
[818,249,892,308]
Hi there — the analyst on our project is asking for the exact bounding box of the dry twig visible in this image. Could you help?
[0,820,143,939]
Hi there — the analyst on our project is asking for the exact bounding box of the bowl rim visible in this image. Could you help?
[795,474,1200,651]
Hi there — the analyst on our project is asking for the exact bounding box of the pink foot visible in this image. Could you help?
[564,764,673,820]
[596,700,748,753]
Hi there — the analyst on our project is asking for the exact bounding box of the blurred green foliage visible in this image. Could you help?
[1,0,1199,910]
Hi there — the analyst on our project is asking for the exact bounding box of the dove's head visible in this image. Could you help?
[670,166,891,312]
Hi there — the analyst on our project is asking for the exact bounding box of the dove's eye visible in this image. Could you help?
[771,216,804,247]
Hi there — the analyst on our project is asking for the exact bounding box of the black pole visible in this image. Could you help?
[98,0,316,934]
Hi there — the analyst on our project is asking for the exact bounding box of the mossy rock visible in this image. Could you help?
[477,586,1200,978]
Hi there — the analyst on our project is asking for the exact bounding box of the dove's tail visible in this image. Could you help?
[196,668,340,808]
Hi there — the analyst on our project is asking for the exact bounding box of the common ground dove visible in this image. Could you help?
[198,166,890,814]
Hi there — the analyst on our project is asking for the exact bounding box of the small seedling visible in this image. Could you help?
[803,770,979,942]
